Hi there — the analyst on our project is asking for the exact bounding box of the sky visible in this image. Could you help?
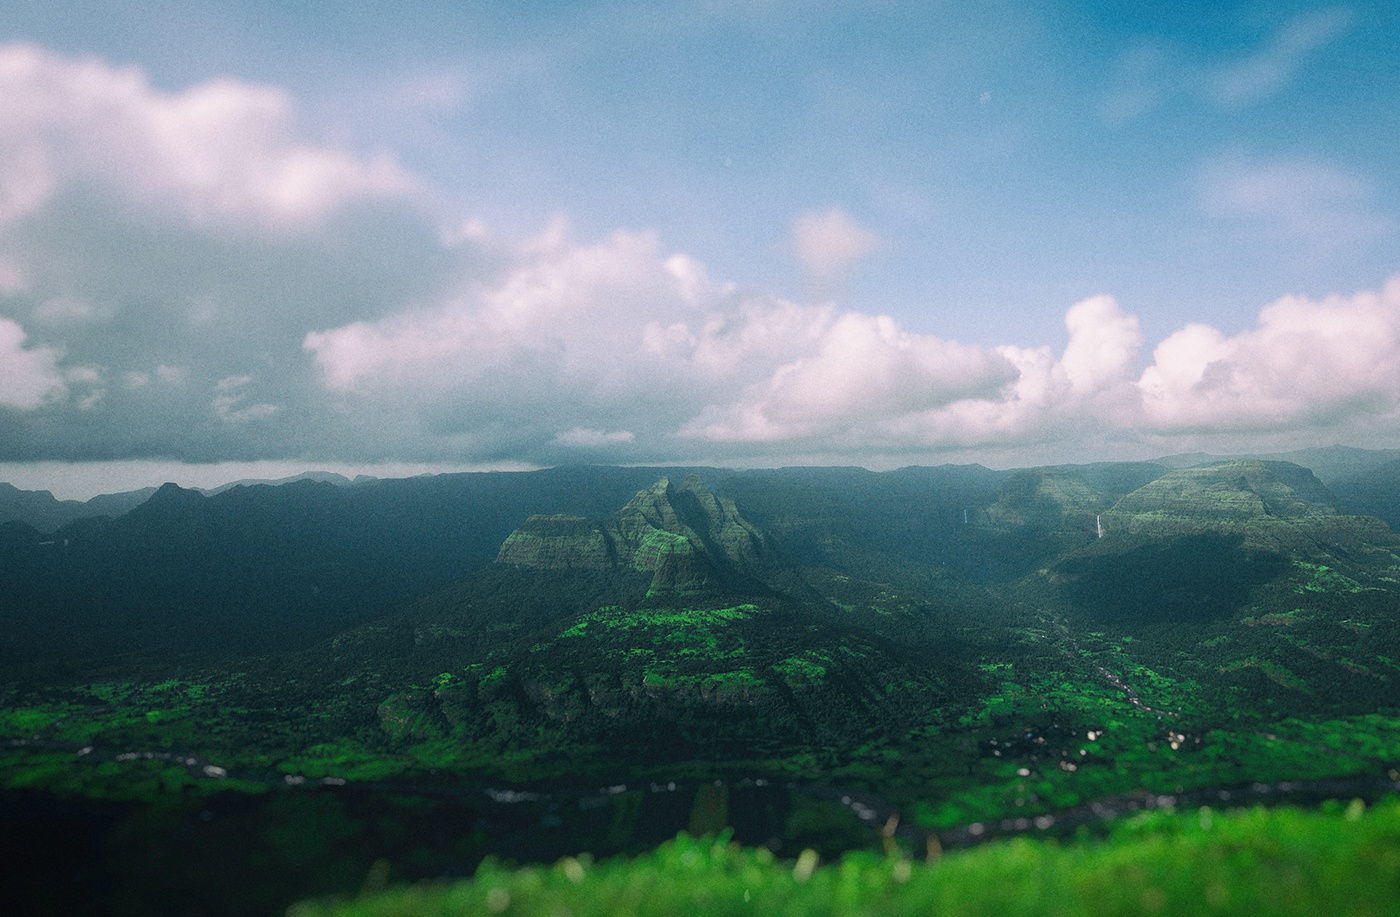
[1,1,1399,498]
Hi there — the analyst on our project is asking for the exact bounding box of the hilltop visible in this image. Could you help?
[496,474,775,595]
[309,475,985,783]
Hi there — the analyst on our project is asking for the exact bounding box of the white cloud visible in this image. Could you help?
[2,45,1399,468]
[683,312,1018,442]
[304,217,1008,455]
[552,427,636,448]
[0,43,415,231]
[857,294,1146,450]
[212,375,278,424]
[790,207,882,288]
[0,317,65,409]
[301,208,1400,464]
[214,397,280,424]
[304,223,828,421]
[1060,295,1144,396]
[63,364,105,411]
[1140,276,1400,431]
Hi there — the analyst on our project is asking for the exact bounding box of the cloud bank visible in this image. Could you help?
[2,44,1399,470]
[0,43,414,231]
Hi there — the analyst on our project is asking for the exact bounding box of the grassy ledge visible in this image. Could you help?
[290,797,1400,917]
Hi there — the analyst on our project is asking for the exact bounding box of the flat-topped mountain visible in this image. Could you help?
[1092,459,1400,560]
[1109,460,1338,521]
[1045,460,1400,630]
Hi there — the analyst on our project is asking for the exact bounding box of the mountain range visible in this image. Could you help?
[4,446,1399,674]
[6,446,1400,914]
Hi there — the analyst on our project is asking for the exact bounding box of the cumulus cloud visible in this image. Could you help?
[683,313,1018,443]
[303,223,843,458]
[0,42,415,231]
[790,207,882,290]
[1140,277,1400,431]
[0,45,442,462]
[835,294,1145,451]
[683,280,1400,459]
[1060,295,1144,396]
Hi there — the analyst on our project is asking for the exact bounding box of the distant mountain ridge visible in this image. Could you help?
[1151,444,1400,486]
[4,442,1399,534]
[6,449,1400,676]
[0,482,157,533]
[0,472,362,533]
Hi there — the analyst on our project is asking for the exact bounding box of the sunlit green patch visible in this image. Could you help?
[290,800,1400,917]
[1293,561,1364,594]
[277,741,409,782]
[1218,657,1310,692]
[0,706,72,737]
[774,653,831,687]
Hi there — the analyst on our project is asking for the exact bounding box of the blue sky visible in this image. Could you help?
[1,1,1398,497]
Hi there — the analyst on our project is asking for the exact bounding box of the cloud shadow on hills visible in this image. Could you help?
[1053,532,1290,623]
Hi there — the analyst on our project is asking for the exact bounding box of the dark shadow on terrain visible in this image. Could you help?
[0,781,868,917]
[1054,533,1290,623]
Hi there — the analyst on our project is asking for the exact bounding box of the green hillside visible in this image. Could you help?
[5,458,1400,915]
[293,800,1400,917]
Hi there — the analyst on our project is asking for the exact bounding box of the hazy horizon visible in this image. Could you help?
[3,438,1392,502]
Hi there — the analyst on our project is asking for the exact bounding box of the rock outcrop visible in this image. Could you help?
[494,475,773,594]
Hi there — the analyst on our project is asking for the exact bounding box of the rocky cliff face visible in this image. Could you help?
[494,475,773,594]
[493,514,615,569]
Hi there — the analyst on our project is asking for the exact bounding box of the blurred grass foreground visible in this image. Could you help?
[291,797,1400,917]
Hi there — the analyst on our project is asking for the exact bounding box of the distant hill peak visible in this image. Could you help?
[147,481,207,505]
[496,475,772,595]
[986,467,1107,528]
[201,470,357,495]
